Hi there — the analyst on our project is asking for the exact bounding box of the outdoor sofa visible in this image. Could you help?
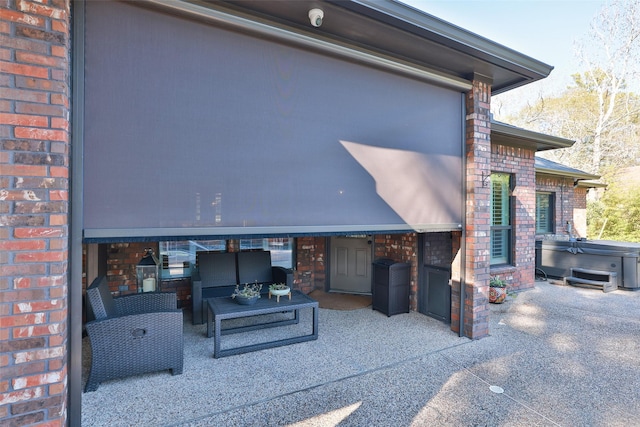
[191,251,293,325]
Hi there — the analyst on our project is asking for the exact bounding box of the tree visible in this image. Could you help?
[499,73,640,173]
[495,0,640,176]
[574,0,640,173]
[588,168,640,242]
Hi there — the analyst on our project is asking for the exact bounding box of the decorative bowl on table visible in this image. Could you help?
[234,294,259,305]
[231,283,262,305]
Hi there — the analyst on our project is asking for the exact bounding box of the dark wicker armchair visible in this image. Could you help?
[84,276,183,392]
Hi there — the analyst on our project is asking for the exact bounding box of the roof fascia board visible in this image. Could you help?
[340,1,554,83]
[491,121,574,152]
[535,169,600,181]
[577,180,607,188]
[143,0,472,91]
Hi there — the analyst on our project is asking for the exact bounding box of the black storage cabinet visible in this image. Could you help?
[372,258,411,317]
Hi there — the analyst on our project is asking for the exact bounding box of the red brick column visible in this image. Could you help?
[0,1,71,425]
[457,76,492,339]
[294,237,325,294]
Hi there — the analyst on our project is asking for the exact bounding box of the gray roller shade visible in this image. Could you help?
[82,1,463,241]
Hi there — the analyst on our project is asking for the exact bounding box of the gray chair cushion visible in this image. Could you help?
[198,252,237,287]
[237,251,273,285]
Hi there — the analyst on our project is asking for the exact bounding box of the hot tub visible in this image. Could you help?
[536,239,640,290]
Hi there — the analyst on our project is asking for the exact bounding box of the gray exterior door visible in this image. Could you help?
[329,236,372,294]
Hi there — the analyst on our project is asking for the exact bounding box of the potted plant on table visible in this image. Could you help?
[268,282,291,302]
[489,276,508,304]
[231,282,262,305]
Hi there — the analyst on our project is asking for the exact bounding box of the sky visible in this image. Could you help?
[400,0,608,114]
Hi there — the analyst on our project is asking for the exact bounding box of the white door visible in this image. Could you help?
[329,236,372,294]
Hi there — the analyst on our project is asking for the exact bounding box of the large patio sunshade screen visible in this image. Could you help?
[83,1,464,240]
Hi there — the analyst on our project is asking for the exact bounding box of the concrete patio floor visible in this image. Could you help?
[81,280,640,426]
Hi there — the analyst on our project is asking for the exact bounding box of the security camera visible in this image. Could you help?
[308,8,324,27]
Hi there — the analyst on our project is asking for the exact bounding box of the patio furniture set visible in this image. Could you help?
[83,251,318,391]
[191,250,294,325]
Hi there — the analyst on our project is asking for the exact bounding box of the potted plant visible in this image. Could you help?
[231,282,262,305]
[268,282,291,302]
[489,276,507,304]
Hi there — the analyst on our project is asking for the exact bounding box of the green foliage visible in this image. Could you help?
[587,198,606,238]
[269,283,288,291]
[505,75,640,175]
[588,173,640,242]
[231,282,262,299]
[571,69,628,94]
[489,276,507,288]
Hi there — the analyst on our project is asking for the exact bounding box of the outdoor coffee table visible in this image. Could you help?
[206,290,319,358]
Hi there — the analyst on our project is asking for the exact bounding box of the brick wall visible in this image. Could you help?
[294,236,325,294]
[374,233,418,310]
[83,242,188,307]
[535,174,578,239]
[422,232,454,268]
[449,230,463,329]
[83,242,154,294]
[491,144,536,292]
[458,77,492,339]
[104,242,154,295]
[573,186,588,237]
[574,187,587,209]
[0,0,71,425]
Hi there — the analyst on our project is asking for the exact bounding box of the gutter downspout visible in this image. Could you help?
[459,93,466,337]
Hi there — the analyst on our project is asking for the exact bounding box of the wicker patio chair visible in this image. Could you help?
[84,276,184,392]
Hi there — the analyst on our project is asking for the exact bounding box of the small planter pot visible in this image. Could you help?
[269,287,290,297]
[269,287,291,302]
[489,287,507,304]
[234,295,259,305]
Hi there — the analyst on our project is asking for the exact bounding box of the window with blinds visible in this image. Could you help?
[536,192,554,234]
[491,173,512,265]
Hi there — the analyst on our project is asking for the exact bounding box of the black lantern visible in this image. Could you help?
[136,248,159,293]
